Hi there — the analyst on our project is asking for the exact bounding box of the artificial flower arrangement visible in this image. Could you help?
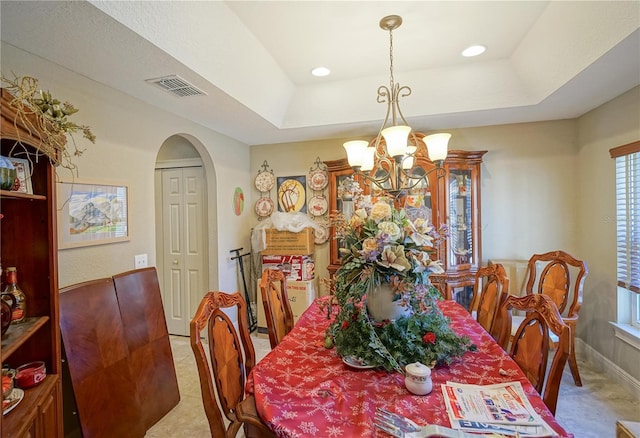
[323,188,475,372]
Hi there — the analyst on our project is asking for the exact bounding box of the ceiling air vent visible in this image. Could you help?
[145,75,207,97]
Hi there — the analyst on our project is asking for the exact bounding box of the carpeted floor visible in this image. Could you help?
[145,335,640,437]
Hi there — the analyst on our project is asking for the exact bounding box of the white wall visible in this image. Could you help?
[2,43,255,295]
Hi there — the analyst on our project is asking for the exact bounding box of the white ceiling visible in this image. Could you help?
[1,1,639,146]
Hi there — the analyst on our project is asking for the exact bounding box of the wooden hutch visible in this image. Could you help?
[326,135,486,307]
[1,88,63,437]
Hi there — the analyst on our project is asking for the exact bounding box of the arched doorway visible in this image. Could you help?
[155,134,215,335]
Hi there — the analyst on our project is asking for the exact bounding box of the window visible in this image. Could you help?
[611,141,640,329]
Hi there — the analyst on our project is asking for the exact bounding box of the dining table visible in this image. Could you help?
[247,295,573,438]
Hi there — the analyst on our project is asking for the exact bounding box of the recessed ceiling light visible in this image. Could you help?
[462,45,486,57]
[311,66,331,77]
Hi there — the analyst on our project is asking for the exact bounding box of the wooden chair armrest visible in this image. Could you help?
[237,395,276,437]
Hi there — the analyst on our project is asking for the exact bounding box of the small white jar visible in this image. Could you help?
[404,362,433,395]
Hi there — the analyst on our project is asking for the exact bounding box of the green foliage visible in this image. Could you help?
[324,197,475,373]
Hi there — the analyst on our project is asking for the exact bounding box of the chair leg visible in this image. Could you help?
[568,331,582,386]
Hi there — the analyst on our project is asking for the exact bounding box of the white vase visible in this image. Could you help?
[367,282,410,322]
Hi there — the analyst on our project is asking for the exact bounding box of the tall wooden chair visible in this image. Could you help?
[497,294,571,415]
[190,292,275,438]
[511,250,588,386]
[259,268,294,349]
[469,263,510,338]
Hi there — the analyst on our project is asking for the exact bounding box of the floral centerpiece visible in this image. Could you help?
[324,190,475,372]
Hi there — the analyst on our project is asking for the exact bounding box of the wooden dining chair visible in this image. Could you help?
[497,293,571,415]
[190,291,275,438]
[511,250,588,386]
[469,263,510,338]
[259,268,294,349]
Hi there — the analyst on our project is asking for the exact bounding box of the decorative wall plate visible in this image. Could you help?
[308,168,328,191]
[277,178,306,212]
[313,223,330,245]
[308,195,328,217]
[255,171,275,192]
[255,197,274,218]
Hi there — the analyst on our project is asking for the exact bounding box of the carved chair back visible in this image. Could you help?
[470,263,510,337]
[497,294,570,415]
[190,291,275,437]
[522,250,588,386]
[260,269,294,348]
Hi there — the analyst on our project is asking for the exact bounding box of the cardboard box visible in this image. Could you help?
[261,254,315,282]
[257,279,317,333]
[262,228,314,255]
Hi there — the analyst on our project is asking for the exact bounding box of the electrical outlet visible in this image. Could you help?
[134,254,148,269]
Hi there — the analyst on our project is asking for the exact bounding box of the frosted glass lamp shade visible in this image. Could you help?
[424,133,451,162]
[381,125,411,158]
[402,146,417,169]
[361,147,375,171]
[343,140,370,167]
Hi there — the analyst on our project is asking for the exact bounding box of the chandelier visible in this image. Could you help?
[343,15,451,196]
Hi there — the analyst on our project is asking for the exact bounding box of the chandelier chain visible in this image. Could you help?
[388,27,395,91]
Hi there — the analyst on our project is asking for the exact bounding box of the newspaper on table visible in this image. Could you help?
[441,381,558,437]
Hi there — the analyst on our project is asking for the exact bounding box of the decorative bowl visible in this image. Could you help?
[16,361,46,389]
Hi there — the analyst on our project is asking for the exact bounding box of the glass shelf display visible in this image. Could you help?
[326,149,486,305]
[448,169,473,268]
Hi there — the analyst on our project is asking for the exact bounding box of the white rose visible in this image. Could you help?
[377,221,402,242]
[370,202,392,222]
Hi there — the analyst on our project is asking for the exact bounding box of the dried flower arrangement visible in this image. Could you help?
[1,74,95,172]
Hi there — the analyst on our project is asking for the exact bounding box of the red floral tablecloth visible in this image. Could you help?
[248,296,572,437]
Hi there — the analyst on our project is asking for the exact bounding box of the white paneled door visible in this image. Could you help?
[160,166,205,336]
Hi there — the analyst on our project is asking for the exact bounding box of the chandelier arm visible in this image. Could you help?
[354,169,393,192]
[398,166,446,192]
[394,85,412,128]
[342,15,451,198]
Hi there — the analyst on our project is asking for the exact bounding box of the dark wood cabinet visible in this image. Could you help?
[325,147,486,306]
[1,88,62,437]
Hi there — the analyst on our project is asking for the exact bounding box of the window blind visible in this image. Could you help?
[611,141,640,293]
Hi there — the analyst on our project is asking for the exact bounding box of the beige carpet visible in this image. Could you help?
[145,335,640,437]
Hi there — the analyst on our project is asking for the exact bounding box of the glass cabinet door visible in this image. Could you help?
[448,168,473,268]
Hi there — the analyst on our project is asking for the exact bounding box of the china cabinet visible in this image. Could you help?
[0,88,63,437]
[325,145,486,307]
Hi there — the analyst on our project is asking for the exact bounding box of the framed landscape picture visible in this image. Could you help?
[57,180,129,248]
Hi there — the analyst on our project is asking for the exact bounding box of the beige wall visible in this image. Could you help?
[250,120,581,294]
[250,88,640,381]
[2,43,256,296]
[577,86,640,381]
[3,40,639,383]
